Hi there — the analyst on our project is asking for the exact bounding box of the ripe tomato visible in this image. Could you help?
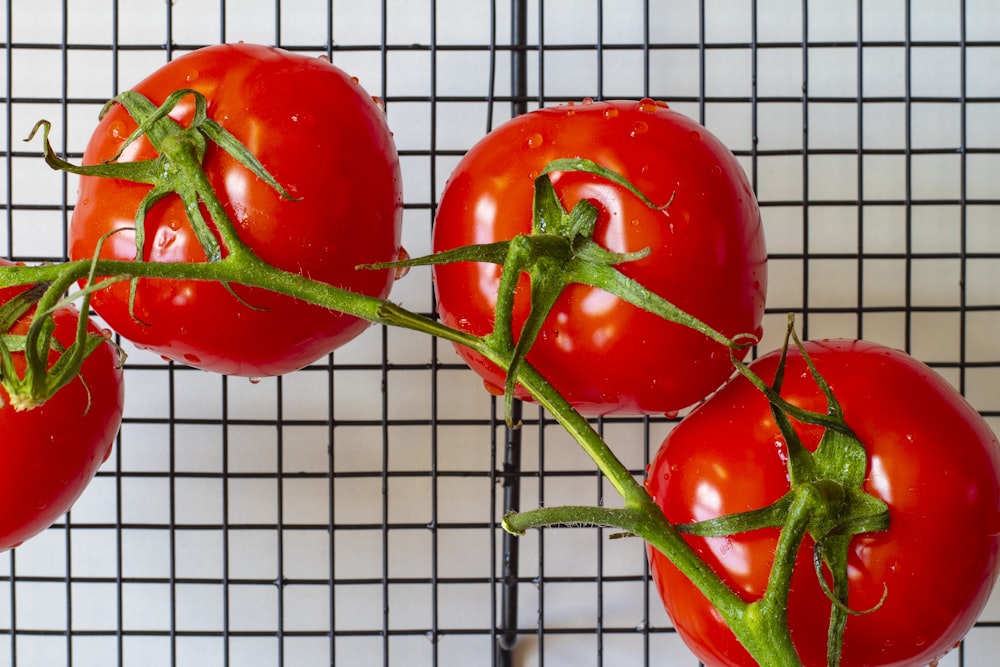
[68,43,402,376]
[646,339,1000,667]
[0,260,125,551]
[432,99,766,415]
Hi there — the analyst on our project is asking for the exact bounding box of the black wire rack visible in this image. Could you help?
[2,1,1000,666]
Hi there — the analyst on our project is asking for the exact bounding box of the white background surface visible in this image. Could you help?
[1,0,999,665]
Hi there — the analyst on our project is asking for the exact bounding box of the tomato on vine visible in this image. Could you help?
[0,259,125,551]
[431,98,766,416]
[646,339,1000,667]
[67,43,403,377]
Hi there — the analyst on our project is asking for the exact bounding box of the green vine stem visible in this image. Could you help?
[7,87,895,667]
[0,254,802,666]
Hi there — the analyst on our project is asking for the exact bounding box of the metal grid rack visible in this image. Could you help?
[2,0,1000,665]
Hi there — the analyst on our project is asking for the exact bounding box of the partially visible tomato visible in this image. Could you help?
[432,99,766,416]
[0,259,125,551]
[69,43,402,377]
[646,339,1000,667]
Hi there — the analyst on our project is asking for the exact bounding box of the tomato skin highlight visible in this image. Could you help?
[0,260,125,551]
[432,99,766,416]
[646,339,1000,667]
[69,43,403,376]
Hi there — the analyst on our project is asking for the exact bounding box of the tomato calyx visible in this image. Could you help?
[674,318,891,667]
[366,157,754,425]
[0,258,125,411]
[27,88,295,266]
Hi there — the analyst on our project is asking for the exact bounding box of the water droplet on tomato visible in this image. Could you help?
[100,328,113,339]
[688,130,702,142]
[351,76,359,84]
[156,230,175,249]
[318,54,331,63]
[603,107,619,120]
[637,98,658,114]
[664,410,679,420]
[249,376,262,385]
[184,353,200,365]
[710,165,723,177]
[372,96,385,113]
[582,97,595,105]
[108,120,128,140]
[526,132,544,149]
[185,69,199,83]
[630,121,649,138]
[393,247,411,280]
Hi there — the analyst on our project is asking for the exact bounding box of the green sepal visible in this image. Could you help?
[26,118,163,184]
[677,494,794,536]
[0,282,50,334]
[358,240,511,271]
[0,236,128,411]
[538,157,672,214]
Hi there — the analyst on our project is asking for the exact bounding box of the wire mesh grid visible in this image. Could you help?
[1,0,1000,665]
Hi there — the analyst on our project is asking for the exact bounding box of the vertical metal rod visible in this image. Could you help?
[497,4,529,665]
[496,399,523,665]
[510,0,529,116]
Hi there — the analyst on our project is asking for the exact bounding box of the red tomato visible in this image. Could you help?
[646,339,1000,667]
[432,99,766,415]
[0,260,124,551]
[69,43,402,376]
